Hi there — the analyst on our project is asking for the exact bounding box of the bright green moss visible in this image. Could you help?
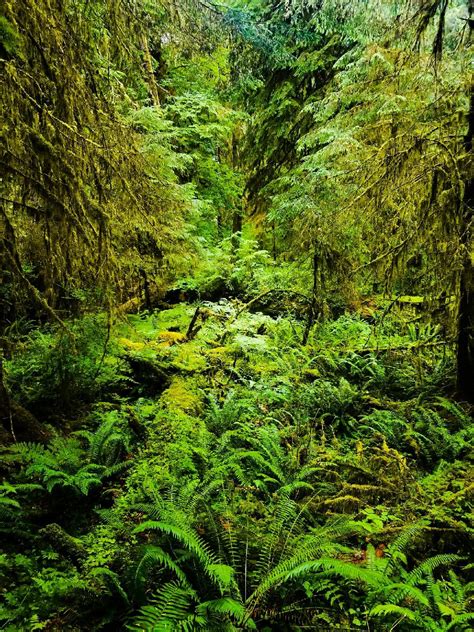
[160,377,203,415]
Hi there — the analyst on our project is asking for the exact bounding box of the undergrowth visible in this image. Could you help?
[0,301,472,631]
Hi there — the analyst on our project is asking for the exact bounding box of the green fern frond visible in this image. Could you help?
[445,613,474,630]
[435,398,471,427]
[369,603,417,621]
[132,520,232,589]
[408,554,463,586]
[255,493,298,577]
[128,581,198,631]
[249,556,384,611]
[383,582,430,606]
[384,521,426,574]
[88,567,130,604]
[6,441,47,464]
[196,596,246,620]
[206,564,236,591]
[135,545,189,586]
[103,461,131,478]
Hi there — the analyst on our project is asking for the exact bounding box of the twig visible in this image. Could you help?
[186,306,202,340]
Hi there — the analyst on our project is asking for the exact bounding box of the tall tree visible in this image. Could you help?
[234,0,474,396]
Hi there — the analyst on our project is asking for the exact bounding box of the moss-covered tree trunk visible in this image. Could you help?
[141,32,160,107]
[457,87,474,401]
[302,246,320,345]
[456,3,473,400]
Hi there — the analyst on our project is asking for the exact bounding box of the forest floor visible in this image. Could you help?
[1,299,473,630]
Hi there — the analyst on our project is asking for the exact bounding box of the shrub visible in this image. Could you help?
[5,315,126,410]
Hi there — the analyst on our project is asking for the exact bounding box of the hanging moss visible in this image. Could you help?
[0,0,189,319]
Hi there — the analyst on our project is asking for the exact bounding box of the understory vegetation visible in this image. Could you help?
[1,0,473,630]
[1,295,473,630]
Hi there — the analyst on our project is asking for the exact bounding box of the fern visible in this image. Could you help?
[128,581,198,631]
[76,411,131,466]
[128,581,249,631]
[132,519,237,593]
[445,613,474,630]
[248,556,384,614]
[407,554,464,587]
[135,546,189,587]
[370,603,417,620]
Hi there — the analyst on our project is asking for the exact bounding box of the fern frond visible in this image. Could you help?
[408,554,463,586]
[128,581,197,631]
[370,603,417,621]
[88,567,130,604]
[384,521,425,574]
[135,545,188,586]
[445,613,474,630]
[196,596,245,620]
[132,519,235,591]
[383,582,430,606]
[249,556,384,612]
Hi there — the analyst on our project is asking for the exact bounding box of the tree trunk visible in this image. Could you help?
[272,221,277,261]
[0,358,51,443]
[456,62,474,400]
[457,256,474,400]
[231,132,243,250]
[139,267,151,310]
[302,247,319,345]
[141,33,160,107]
[231,205,242,250]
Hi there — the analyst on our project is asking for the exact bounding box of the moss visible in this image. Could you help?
[158,330,187,344]
[172,345,208,372]
[139,408,211,481]
[206,345,234,370]
[119,337,146,351]
[206,345,232,357]
[0,16,23,58]
[153,305,194,332]
[247,356,281,377]
[391,295,425,304]
[303,367,321,380]
[160,377,203,414]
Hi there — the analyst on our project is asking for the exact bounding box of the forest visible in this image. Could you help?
[0,0,473,630]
